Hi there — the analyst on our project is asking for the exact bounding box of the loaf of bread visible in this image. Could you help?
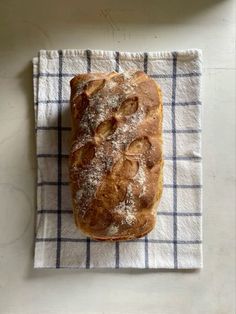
[69,71,163,241]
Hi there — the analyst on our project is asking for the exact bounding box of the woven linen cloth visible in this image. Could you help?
[33,49,203,269]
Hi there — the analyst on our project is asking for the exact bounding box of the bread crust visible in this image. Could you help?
[69,71,163,241]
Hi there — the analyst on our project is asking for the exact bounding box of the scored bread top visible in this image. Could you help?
[69,71,163,241]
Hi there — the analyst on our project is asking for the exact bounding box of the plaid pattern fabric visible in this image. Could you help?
[33,49,202,269]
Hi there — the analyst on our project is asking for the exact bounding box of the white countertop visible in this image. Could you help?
[0,0,235,313]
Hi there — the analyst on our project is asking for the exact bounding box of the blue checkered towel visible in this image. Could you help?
[33,49,203,269]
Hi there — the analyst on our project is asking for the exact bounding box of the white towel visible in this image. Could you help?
[33,49,202,269]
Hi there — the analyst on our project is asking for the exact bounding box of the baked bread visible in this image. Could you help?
[69,71,163,241]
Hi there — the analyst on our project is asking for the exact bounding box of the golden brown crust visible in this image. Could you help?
[69,71,163,241]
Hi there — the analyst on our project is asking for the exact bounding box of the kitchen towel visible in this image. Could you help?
[33,49,202,269]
